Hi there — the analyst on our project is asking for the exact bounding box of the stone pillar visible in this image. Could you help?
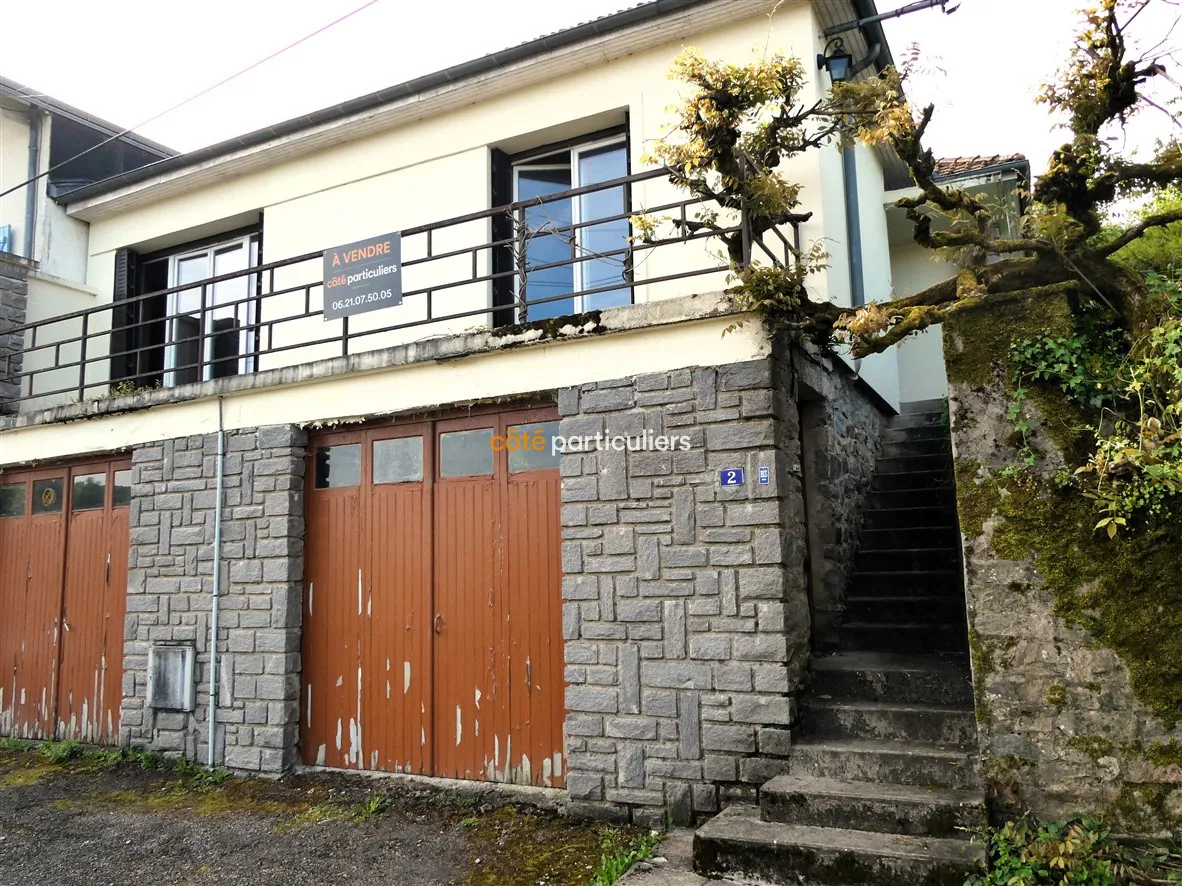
[0,254,29,414]
[122,425,306,773]
[558,357,808,827]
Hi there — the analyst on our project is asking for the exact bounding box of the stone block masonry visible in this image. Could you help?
[122,425,306,773]
[559,356,810,827]
[0,254,30,414]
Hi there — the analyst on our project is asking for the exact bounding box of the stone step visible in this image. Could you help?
[848,570,964,596]
[810,652,973,707]
[855,548,961,572]
[887,412,946,430]
[899,399,949,415]
[858,526,961,551]
[881,426,950,445]
[844,594,964,625]
[869,489,959,510]
[800,700,976,745]
[694,805,982,886]
[872,470,954,492]
[881,438,951,458]
[841,621,968,655]
[790,737,979,789]
[875,454,952,475]
[759,775,987,838]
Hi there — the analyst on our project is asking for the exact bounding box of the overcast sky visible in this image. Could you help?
[1,0,1176,178]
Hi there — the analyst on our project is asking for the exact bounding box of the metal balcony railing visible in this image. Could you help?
[0,167,803,412]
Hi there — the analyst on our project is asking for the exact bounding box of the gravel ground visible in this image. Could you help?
[0,746,648,886]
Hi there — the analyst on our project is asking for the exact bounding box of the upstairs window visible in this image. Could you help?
[495,132,631,322]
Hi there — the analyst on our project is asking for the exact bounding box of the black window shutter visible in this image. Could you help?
[110,248,140,382]
[490,148,515,328]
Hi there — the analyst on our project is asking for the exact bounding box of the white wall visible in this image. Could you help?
[889,240,955,403]
[21,273,102,410]
[0,106,32,257]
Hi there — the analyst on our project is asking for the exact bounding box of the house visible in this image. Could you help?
[0,1,1033,881]
[0,76,174,410]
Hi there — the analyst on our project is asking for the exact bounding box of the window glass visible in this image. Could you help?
[577,143,631,311]
[72,473,107,511]
[508,421,561,473]
[113,470,132,507]
[314,444,361,489]
[440,428,494,478]
[374,437,423,484]
[32,478,64,514]
[516,166,574,320]
[0,483,24,517]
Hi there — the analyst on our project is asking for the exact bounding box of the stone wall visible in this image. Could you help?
[122,425,306,773]
[793,347,889,651]
[0,254,29,414]
[558,355,809,827]
[945,296,1182,832]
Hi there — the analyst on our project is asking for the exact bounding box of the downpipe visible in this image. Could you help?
[207,397,226,768]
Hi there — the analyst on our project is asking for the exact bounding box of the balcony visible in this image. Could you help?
[0,168,802,416]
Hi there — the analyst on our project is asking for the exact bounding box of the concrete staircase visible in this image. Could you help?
[695,400,985,885]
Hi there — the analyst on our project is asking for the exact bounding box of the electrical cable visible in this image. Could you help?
[0,0,381,201]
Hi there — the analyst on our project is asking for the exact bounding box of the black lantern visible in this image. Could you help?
[817,37,853,83]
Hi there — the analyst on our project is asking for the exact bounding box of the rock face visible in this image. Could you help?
[944,295,1182,833]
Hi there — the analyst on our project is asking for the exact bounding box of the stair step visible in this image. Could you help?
[810,652,973,706]
[800,700,976,745]
[759,775,987,838]
[869,489,959,510]
[855,548,961,572]
[790,738,979,789]
[881,438,951,458]
[899,399,949,415]
[888,412,947,430]
[849,570,964,596]
[844,595,964,626]
[872,471,955,492]
[858,527,961,550]
[694,806,982,886]
[881,426,950,445]
[876,454,952,475]
[841,621,968,655]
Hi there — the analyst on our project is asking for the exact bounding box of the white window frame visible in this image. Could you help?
[163,235,258,387]
[511,135,628,319]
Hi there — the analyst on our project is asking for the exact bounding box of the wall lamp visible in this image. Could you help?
[817,37,854,83]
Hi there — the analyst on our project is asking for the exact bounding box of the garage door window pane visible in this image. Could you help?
[0,483,24,517]
[374,437,423,484]
[440,428,494,477]
[508,421,561,472]
[73,473,107,511]
[33,478,64,514]
[314,444,361,489]
[113,470,132,507]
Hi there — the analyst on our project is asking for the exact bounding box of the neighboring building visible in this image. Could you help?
[0,77,175,410]
[0,2,1035,881]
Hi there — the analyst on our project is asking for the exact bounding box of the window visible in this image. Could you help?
[373,437,423,484]
[32,478,64,514]
[113,470,132,507]
[0,483,25,517]
[507,421,561,473]
[439,429,494,477]
[314,444,361,489]
[72,473,107,511]
[165,235,260,386]
[113,226,261,390]
[508,134,631,320]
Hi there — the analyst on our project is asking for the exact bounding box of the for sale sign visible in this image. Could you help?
[323,232,402,320]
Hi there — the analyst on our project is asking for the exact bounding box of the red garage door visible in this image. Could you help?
[301,404,564,787]
[0,459,130,742]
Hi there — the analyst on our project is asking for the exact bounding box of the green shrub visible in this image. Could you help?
[967,815,1182,886]
[39,740,83,764]
[588,829,662,886]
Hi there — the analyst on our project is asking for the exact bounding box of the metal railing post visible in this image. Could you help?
[515,205,528,323]
[78,314,89,400]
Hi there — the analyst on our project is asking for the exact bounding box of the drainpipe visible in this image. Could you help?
[841,143,865,310]
[24,110,41,261]
[207,397,226,767]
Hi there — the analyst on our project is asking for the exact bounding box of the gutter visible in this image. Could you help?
[24,110,41,260]
[56,0,711,206]
[933,158,1030,184]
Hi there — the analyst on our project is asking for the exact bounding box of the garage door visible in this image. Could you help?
[0,459,131,742]
[301,404,564,787]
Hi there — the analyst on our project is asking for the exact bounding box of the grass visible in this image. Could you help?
[588,829,663,886]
